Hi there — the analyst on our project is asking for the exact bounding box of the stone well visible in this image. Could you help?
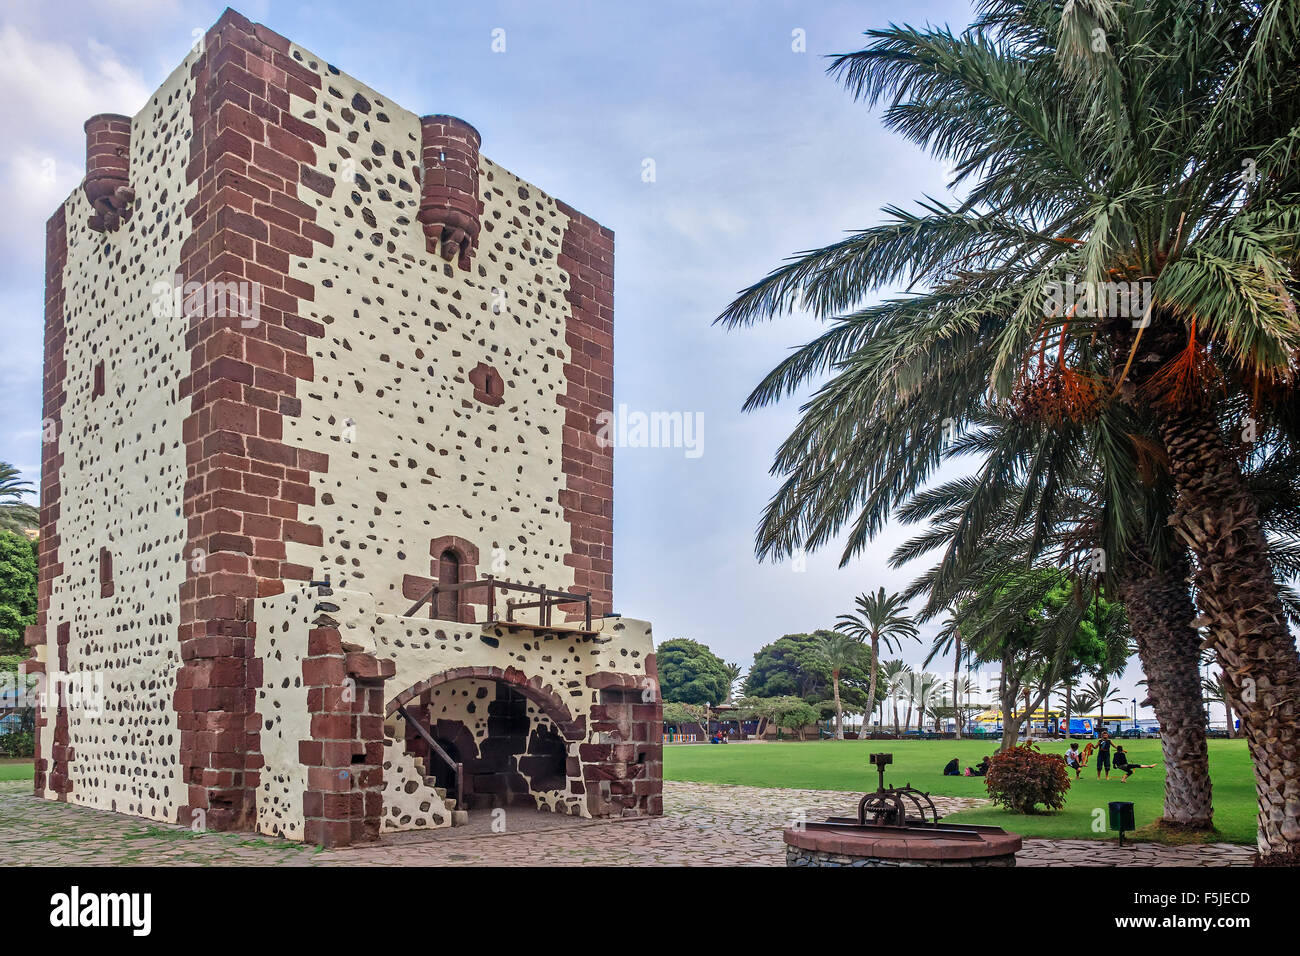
[784,821,1022,867]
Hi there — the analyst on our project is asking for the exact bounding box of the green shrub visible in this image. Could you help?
[0,729,34,757]
[985,742,1070,814]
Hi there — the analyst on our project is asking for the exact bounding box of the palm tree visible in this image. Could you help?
[836,588,919,736]
[0,463,37,533]
[813,633,863,740]
[899,671,920,733]
[719,2,1300,859]
[1071,690,1099,730]
[1083,675,1126,736]
[925,615,969,738]
[949,674,979,736]
[1203,671,1238,739]
[881,659,910,734]
[911,672,945,733]
[1062,677,1076,740]
[722,662,743,704]
[890,394,1237,825]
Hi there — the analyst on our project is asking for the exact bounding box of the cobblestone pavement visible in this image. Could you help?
[0,779,1252,866]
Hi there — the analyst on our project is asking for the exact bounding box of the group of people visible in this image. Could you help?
[942,731,1159,782]
[1063,732,1157,781]
[942,755,990,777]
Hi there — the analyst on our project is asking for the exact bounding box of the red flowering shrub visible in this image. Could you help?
[985,742,1071,814]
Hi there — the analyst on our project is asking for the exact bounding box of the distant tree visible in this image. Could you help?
[662,701,710,730]
[723,662,743,703]
[743,630,875,712]
[881,659,911,733]
[774,698,821,740]
[813,632,864,739]
[0,464,37,534]
[1203,671,1236,737]
[0,531,37,655]
[835,589,919,734]
[656,638,732,705]
[735,694,821,740]
[1083,675,1128,733]
[734,695,780,738]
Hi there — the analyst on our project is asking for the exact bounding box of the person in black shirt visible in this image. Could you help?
[1096,731,1113,780]
[943,757,961,775]
[1113,745,1157,781]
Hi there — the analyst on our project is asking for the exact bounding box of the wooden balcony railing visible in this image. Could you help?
[404,575,593,632]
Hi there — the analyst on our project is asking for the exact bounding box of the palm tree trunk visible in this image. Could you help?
[893,695,900,735]
[953,628,963,739]
[1000,684,1019,750]
[832,670,844,740]
[1154,403,1300,862]
[1065,685,1072,740]
[863,635,880,739]
[1119,546,1214,830]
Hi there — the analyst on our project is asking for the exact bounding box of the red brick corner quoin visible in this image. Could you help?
[28,205,69,798]
[557,202,614,619]
[174,9,331,833]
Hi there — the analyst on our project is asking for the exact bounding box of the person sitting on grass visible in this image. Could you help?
[1064,742,1083,778]
[1113,745,1157,782]
[965,755,990,776]
[943,757,961,776]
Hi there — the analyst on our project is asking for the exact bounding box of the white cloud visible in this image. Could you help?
[0,25,150,143]
[0,25,150,266]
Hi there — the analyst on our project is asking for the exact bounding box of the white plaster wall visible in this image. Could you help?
[253,588,313,839]
[39,52,200,821]
[279,45,581,617]
[380,736,450,831]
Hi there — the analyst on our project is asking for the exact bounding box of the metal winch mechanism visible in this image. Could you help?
[856,752,941,827]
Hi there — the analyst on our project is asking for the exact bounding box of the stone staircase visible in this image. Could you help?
[380,736,467,831]
[419,762,469,827]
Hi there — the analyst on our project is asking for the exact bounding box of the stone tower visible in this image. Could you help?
[26,7,661,847]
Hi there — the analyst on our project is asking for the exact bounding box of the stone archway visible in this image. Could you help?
[386,665,586,740]
[385,665,587,815]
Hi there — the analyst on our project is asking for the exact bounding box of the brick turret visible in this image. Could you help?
[82,113,134,232]
[418,115,481,269]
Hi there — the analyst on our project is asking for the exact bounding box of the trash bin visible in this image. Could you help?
[1108,801,1135,845]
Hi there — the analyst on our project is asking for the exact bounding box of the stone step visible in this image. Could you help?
[419,774,461,818]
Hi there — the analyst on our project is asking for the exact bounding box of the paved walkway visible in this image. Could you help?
[0,779,1252,866]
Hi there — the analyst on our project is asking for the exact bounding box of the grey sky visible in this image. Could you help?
[1,0,1170,720]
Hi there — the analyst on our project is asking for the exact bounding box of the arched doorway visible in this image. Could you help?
[386,667,586,817]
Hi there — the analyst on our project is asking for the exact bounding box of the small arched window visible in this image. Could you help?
[469,362,505,407]
[436,549,461,621]
[99,547,114,598]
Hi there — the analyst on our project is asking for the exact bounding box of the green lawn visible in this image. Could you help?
[665,738,1258,845]
[0,759,35,782]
